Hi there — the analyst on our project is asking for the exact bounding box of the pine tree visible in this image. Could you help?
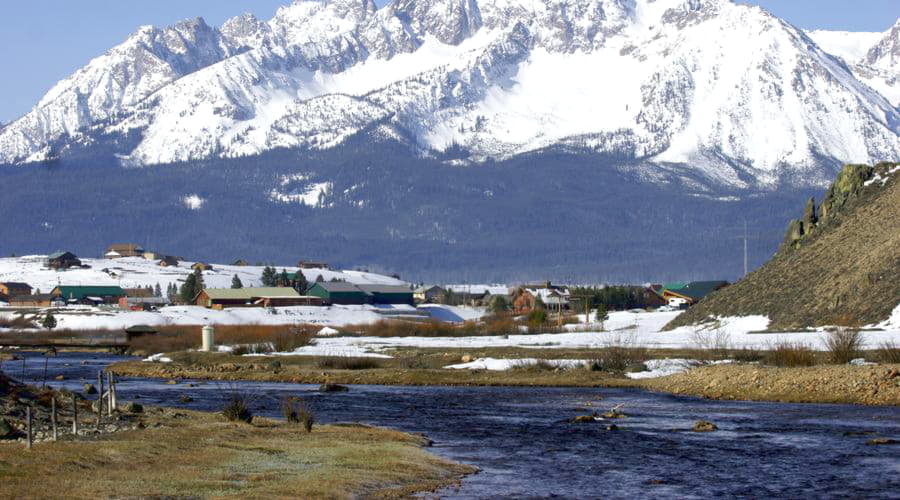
[261,266,276,287]
[154,283,162,297]
[42,311,57,330]
[278,269,290,287]
[489,295,510,314]
[231,274,244,289]
[294,271,309,294]
[179,274,197,304]
[596,303,609,330]
[316,274,325,283]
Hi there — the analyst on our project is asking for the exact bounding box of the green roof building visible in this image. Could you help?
[306,282,372,305]
[51,285,126,304]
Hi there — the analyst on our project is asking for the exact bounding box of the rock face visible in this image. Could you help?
[0,0,898,191]
[668,162,900,330]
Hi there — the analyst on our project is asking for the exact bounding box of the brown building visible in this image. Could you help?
[192,262,214,272]
[0,282,32,301]
[194,287,303,309]
[46,251,82,270]
[105,243,145,259]
[9,294,56,307]
[158,256,180,267]
[298,260,329,270]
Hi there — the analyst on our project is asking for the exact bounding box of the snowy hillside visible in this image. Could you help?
[1,0,898,189]
[809,21,900,107]
[0,256,405,295]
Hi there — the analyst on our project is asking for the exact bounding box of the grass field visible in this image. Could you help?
[0,408,474,498]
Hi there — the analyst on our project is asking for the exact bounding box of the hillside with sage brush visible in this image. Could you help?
[667,162,900,331]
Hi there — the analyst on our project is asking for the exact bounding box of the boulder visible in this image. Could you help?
[866,438,899,446]
[572,415,597,423]
[461,355,473,363]
[55,375,65,381]
[123,402,143,414]
[179,395,194,404]
[606,424,619,431]
[601,411,625,419]
[693,421,718,432]
[165,379,179,385]
[319,383,349,393]
[0,419,18,439]
[83,383,97,395]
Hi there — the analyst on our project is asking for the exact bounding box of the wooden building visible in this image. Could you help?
[654,281,729,308]
[414,285,446,304]
[194,287,302,309]
[105,243,145,259]
[9,294,56,308]
[192,262,214,272]
[357,284,414,305]
[45,251,82,270]
[298,260,329,270]
[0,282,32,301]
[158,256,180,267]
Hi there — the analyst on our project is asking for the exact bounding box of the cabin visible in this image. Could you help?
[191,262,214,272]
[51,285,126,306]
[511,283,571,314]
[232,259,250,266]
[306,282,372,305]
[194,287,302,309]
[0,282,32,301]
[298,260,329,270]
[656,281,729,308]
[119,296,170,311]
[357,285,415,306]
[158,256,179,267]
[9,294,57,308]
[46,251,82,270]
[105,243,145,259]
[414,285,446,304]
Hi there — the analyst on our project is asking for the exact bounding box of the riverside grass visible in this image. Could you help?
[110,347,900,405]
[0,408,474,499]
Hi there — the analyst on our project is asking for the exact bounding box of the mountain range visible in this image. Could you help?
[0,0,897,281]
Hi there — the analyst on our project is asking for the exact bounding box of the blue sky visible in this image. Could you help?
[0,0,897,123]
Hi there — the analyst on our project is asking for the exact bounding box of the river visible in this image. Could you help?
[6,351,900,499]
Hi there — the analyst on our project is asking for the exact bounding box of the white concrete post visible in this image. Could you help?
[201,326,215,352]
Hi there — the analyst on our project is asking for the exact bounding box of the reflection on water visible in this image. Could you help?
[7,351,900,499]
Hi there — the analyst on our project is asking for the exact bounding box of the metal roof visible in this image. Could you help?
[202,287,300,300]
[53,286,126,300]
[311,282,369,294]
[357,284,413,294]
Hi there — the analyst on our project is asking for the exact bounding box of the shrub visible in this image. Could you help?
[527,309,547,327]
[874,341,900,364]
[823,328,865,364]
[0,315,36,329]
[316,356,383,370]
[765,340,817,367]
[589,333,647,372]
[271,328,316,353]
[689,326,732,359]
[222,393,253,423]
[282,397,315,432]
[399,356,430,369]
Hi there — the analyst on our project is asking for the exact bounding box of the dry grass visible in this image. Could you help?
[0,410,474,498]
[764,341,818,367]
[0,315,36,329]
[129,324,320,354]
[589,333,648,372]
[823,328,865,364]
[345,319,492,337]
[874,341,900,364]
[316,356,384,370]
[283,397,315,432]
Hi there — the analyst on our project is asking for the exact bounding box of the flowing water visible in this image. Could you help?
[7,352,900,499]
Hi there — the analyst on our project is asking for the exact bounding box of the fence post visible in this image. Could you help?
[96,371,103,430]
[26,406,32,450]
[106,372,113,416]
[51,397,58,441]
[72,393,78,437]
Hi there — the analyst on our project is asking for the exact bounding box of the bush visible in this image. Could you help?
[765,341,817,367]
[511,359,559,372]
[874,341,900,364]
[730,346,764,363]
[689,326,732,359]
[222,393,253,423]
[589,333,647,372]
[316,357,383,370]
[271,328,316,353]
[823,328,865,364]
[282,397,315,432]
[0,315,36,329]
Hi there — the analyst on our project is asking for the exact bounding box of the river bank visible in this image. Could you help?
[108,350,900,405]
[643,363,900,406]
[0,404,474,498]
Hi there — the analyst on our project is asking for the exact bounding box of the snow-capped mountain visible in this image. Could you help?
[1,0,899,189]
[809,19,900,108]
